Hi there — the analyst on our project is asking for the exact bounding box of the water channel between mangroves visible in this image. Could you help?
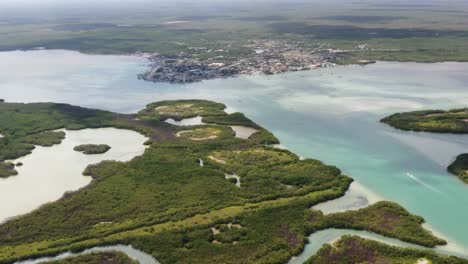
[0,50,468,257]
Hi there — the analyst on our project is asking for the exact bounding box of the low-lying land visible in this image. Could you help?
[310,201,445,247]
[138,40,336,83]
[138,100,226,121]
[3,2,468,83]
[0,103,117,162]
[381,108,468,133]
[0,162,17,178]
[307,235,468,264]
[21,131,66,147]
[176,127,227,141]
[0,99,458,264]
[74,144,111,155]
[448,154,468,184]
[43,251,138,264]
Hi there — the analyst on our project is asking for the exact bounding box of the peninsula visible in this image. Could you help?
[381,108,468,134]
[448,154,468,184]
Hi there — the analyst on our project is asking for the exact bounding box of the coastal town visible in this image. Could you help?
[138,40,344,83]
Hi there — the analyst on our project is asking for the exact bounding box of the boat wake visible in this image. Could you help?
[406,172,442,194]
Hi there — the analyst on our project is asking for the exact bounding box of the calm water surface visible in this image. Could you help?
[0,128,148,223]
[16,245,158,264]
[0,50,467,255]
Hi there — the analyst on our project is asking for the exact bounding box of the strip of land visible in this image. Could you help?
[307,236,468,264]
[381,108,468,133]
[43,251,138,264]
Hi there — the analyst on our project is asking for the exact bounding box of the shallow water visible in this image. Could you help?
[312,182,382,214]
[164,116,205,126]
[225,173,241,188]
[0,128,148,223]
[230,126,258,139]
[15,244,158,264]
[0,50,467,255]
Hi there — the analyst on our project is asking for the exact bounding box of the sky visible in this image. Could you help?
[0,0,462,22]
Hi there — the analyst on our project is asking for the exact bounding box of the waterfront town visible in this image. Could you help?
[138,40,344,83]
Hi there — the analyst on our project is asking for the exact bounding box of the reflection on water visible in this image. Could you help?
[0,50,467,255]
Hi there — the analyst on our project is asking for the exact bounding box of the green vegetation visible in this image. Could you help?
[248,129,280,145]
[0,162,17,178]
[3,2,468,66]
[381,108,468,133]
[43,251,138,264]
[310,202,446,247]
[138,100,226,121]
[0,100,454,263]
[138,100,279,145]
[176,127,228,141]
[74,144,111,155]
[448,154,468,184]
[307,236,468,264]
[0,102,117,161]
[22,131,66,146]
[382,108,468,185]
[212,224,246,244]
[124,201,315,263]
[202,113,261,129]
[210,148,298,167]
[201,112,279,144]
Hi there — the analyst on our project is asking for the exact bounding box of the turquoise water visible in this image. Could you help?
[1,50,467,255]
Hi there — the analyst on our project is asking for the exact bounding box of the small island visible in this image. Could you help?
[448,154,468,184]
[0,161,18,178]
[381,108,468,133]
[74,144,111,155]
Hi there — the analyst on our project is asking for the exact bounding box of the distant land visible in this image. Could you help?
[2,1,468,83]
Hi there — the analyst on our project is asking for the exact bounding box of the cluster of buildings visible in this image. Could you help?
[138,40,338,83]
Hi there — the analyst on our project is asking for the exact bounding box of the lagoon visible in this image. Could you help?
[0,128,148,223]
[0,50,467,255]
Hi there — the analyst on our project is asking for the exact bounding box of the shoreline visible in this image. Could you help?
[0,57,466,262]
[311,181,384,214]
[3,48,468,86]
[0,128,149,224]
